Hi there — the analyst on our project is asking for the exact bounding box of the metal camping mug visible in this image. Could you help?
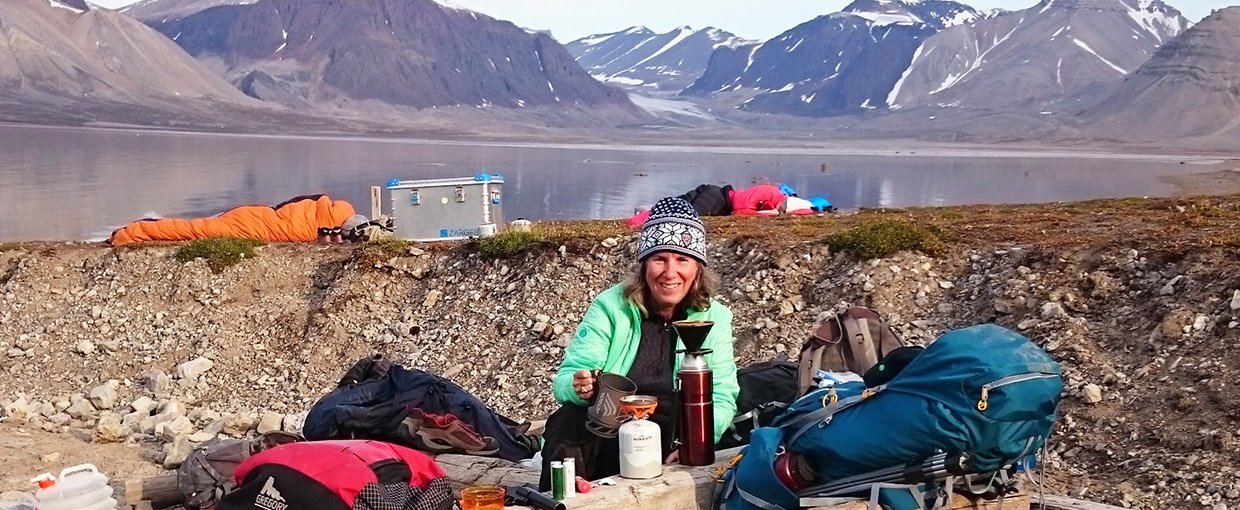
[585,372,638,438]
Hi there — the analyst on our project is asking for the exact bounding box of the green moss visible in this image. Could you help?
[367,238,414,257]
[174,237,264,273]
[0,243,22,252]
[357,238,416,267]
[825,220,950,259]
[476,231,543,258]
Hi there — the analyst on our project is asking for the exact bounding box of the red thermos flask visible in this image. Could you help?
[673,320,716,466]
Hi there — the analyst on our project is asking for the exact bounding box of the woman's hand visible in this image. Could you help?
[664,450,680,464]
[573,370,597,401]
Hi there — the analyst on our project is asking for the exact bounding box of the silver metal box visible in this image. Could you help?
[386,174,505,241]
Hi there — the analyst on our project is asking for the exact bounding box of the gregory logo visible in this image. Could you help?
[255,477,287,510]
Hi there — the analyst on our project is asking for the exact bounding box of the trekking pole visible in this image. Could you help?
[797,452,967,498]
[798,452,947,495]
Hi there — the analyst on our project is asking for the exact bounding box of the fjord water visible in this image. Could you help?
[0,125,1205,241]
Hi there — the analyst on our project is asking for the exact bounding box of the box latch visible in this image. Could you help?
[409,189,421,205]
[454,187,466,203]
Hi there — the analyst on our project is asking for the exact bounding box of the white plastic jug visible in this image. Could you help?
[31,464,117,510]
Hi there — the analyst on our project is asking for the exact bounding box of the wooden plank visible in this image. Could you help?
[121,474,180,509]
[506,447,744,510]
[951,491,1029,509]
[433,453,540,493]
[1032,494,1128,510]
[371,186,383,219]
[809,491,1028,510]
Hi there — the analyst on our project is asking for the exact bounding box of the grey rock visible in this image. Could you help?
[188,431,217,443]
[223,412,258,437]
[163,435,192,469]
[1159,275,1184,296]
[283,411,307,433]
[423,290,443,308]
[256,411,284,434]
[93,412,129,443]
[157,415,194,442]
[1083,384,1104,404]
[65,396,96,419]
[142,369,171,396]
[88,380,119,410]
[175,357,215,381]
[1040,302,1069,320]
[129,396,158,415]
[1193,315,1212,332]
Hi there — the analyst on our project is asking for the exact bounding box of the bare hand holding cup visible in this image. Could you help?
[573,370,597,401]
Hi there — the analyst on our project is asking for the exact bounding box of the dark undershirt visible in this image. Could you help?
[626,308,686,456]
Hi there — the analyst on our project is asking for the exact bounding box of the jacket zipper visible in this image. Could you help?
[977,372,1059,412]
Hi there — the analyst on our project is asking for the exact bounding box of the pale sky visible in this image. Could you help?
[91,0,1230,42]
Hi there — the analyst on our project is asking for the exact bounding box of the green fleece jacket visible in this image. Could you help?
[553,283,739,442]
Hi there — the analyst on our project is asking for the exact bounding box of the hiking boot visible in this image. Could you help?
[405,409,500,456]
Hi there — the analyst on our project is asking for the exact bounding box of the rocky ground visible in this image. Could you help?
[1,195,1238,509]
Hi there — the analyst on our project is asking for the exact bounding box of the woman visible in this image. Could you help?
[540,197,739,489]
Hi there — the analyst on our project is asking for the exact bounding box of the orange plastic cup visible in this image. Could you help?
[461,486,505,510]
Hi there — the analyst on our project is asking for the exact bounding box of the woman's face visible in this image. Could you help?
[644,251,700,315]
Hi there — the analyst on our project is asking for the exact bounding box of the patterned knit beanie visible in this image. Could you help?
[637,197,707,264]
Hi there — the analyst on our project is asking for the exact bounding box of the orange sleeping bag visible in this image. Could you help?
[109,195,356,246]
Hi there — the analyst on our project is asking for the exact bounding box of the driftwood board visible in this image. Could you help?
[127,447,1132,510]
[1030,494,1128,510]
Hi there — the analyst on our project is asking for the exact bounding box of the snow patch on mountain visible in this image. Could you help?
[49,0,85,13]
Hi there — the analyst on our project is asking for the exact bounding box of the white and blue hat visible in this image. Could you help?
[637,197,707,264]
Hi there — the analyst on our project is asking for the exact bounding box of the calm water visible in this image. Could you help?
[0,124,1211,241]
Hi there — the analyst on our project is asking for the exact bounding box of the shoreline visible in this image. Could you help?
[4,121,1240,160]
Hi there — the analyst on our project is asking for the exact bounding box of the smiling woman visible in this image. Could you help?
[537,196,738,490]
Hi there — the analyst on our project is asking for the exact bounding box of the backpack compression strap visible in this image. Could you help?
[778,385,885,446]
[800,315,846,394]
[841,314,880,374]
[727,401,790,442]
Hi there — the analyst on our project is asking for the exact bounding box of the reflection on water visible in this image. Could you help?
[0,124,1204,241]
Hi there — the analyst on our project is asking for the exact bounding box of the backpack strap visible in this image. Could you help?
[873,316,905,360]
[727,401,789,441]
[735,486,788,510]
[799,316,845,394]
[780,386,885,446]
[841,313,880,374]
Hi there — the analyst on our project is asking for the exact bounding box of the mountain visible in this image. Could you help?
[566,26,751,93]
[887,0,1187,112]
[1076,7,1240,145]
[0,0,253,106]
[682,0,978,116]
[129,0,643,120]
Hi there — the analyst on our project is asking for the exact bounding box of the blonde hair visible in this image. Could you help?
[621,258,720,317]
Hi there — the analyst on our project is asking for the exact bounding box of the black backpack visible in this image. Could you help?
[717,355,800,449]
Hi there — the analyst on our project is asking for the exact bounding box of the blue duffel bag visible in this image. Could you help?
[718,324,1063,510]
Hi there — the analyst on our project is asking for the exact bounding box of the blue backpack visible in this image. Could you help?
[718,324,1062,510]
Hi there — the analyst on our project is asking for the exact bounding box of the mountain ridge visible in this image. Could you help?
[566,26,752,93]
[135,0,646,123]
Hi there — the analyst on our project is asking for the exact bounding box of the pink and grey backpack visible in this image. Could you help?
[217,440,453,510]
